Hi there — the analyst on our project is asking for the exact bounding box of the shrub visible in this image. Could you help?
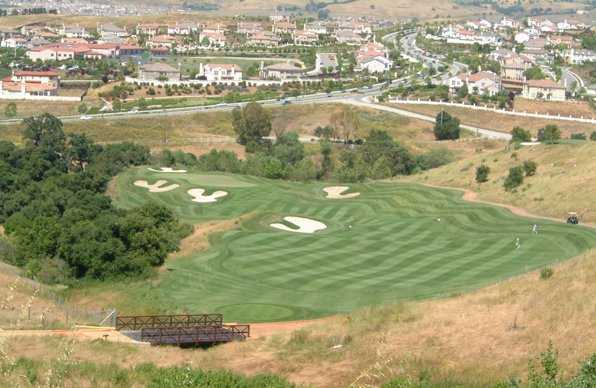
[433,111,461,140]
[416,148,455,170]
[591,131,596,141]
[523,160,537,176]
[475,164,490,183]
[511,126,531,143]
[570,132,586,140]
[537,124,561,144]
[504,166,524,191]
[540,267,553,280]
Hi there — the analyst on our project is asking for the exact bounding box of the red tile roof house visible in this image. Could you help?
[0,70,60,98]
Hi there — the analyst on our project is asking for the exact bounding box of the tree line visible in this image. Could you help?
[155,102,455,182]
[0,114,189,283]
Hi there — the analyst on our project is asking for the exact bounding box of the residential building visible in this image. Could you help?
[272,20,297,34]
[59,24,90,39]
[247,31,281,47]
[358,56,393,73]
[565,48,596,65]
[293,30,318,46]
[334,29,365,45]
[148,34,182,49]
[0,37,27,48]
[139,63,181,82]
[260,62,304,80]
[198,63,242,82]
[304,21,328,35]
[98,23,129,40]
[136,23,162,37]
[522,79,566,101]
[447,71,501,96]
[0,70,60,98]
[237,22,263,35]
[167,22,198,36]
[200,30,226,47]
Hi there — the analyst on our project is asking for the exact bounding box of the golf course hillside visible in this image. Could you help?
[109,167,596,322]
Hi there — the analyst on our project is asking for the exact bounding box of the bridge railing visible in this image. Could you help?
[115,314,224,331]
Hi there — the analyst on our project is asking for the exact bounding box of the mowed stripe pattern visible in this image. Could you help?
[114,168,596,322]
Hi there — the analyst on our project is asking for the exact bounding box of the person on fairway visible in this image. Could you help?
[532,224,539,234]
[515,237,521,249]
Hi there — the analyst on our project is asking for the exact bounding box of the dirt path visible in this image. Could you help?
[0,326,143,344]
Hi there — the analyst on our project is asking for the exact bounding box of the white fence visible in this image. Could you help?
[0,94,81,102]
[388,97,596,124]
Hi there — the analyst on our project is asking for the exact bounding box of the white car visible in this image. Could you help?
[80,115,91,120]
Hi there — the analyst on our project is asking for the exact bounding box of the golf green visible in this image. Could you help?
[113,167,596,322]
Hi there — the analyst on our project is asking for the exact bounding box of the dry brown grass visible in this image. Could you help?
[391,103,596,137]
[513,98,595,118]
[404,141,596,223]
[0,100,80,120]
[329,0,483,19]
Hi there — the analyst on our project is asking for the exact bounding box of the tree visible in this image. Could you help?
[231,102,272,149]
[67,133,95,171]
[272,132,304,166]
[4,102,17,118]
[330,108,360,141]
[319,140,333,178]
[359,130,416,176]
[433,111,460,140]
[511,126,532,143]
[314,125,335,139]
[456,84,468,99]
[591,131,596,141]
[537,124,561,144]
[524,66,545,80]
[504,166,524,191]
[475,164,490,183]
[523,160,537,176]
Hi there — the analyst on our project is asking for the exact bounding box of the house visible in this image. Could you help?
[334,30,365,45]
[167,22,198,36]
[497,17,518,30]
[314,52,339,75]
[501,54,534,81]
[136,23,162,37]
[272,20,297,34]
[198,63,242,82]
[356,42,387,63]
[565,49,596,65]
[200,30,226,47]
[465,19,492,31]
[139,63,181,82]
[337,20,372,36]
[237,22,263,35]
[1,37,27,48]
[514,32,530,44]
[293,30,318,46]
[522,79,566,101]
[119,44,144,56]
[148,35,181,49]
[548,35,575,49]
[524,38,548,59]
[358,56,393,73]
[247,31,281,47]
[0,70,60,98]
[304,21,328,35]
[260,62,304,80]
[447,71,501,96]
[98,23,129,40]
[26,44,86,62]
[60,24,90,39]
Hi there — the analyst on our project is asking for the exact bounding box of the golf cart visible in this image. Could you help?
[566,212,579,225]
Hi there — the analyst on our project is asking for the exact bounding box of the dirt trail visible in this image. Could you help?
[0,326,143,344]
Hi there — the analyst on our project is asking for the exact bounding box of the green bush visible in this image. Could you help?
[590,131,596,141]
[540,267,554,280]
[570,133,586,140]
[416,148,455,170]
[511,127,532,143]
[475,164,490,183]
[504,166,524,191]
[433,111,461,140]
[523,160,537,176]
[537,125,561,144]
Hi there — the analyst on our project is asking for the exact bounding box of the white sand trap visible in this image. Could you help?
[324,186,360,199]
[148,167,187,173]
[270,216,327,234]
[134,180,180,193]
[188,188,228,203]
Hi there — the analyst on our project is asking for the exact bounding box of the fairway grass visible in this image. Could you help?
[109,167,596,322]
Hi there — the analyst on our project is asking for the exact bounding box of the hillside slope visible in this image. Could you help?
[404,141,596,224]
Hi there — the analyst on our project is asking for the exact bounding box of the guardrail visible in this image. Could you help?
[115,314,224,331]
[140,325,250,345]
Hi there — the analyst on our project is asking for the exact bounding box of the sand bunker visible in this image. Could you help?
[148,167,187,173]
[324,186,360,199]
[188,188,228,203]
[270,217,327,234]
[134,180,180,193]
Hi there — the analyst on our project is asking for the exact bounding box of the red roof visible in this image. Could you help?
[14,70,58,77]
[527,79,564,89]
